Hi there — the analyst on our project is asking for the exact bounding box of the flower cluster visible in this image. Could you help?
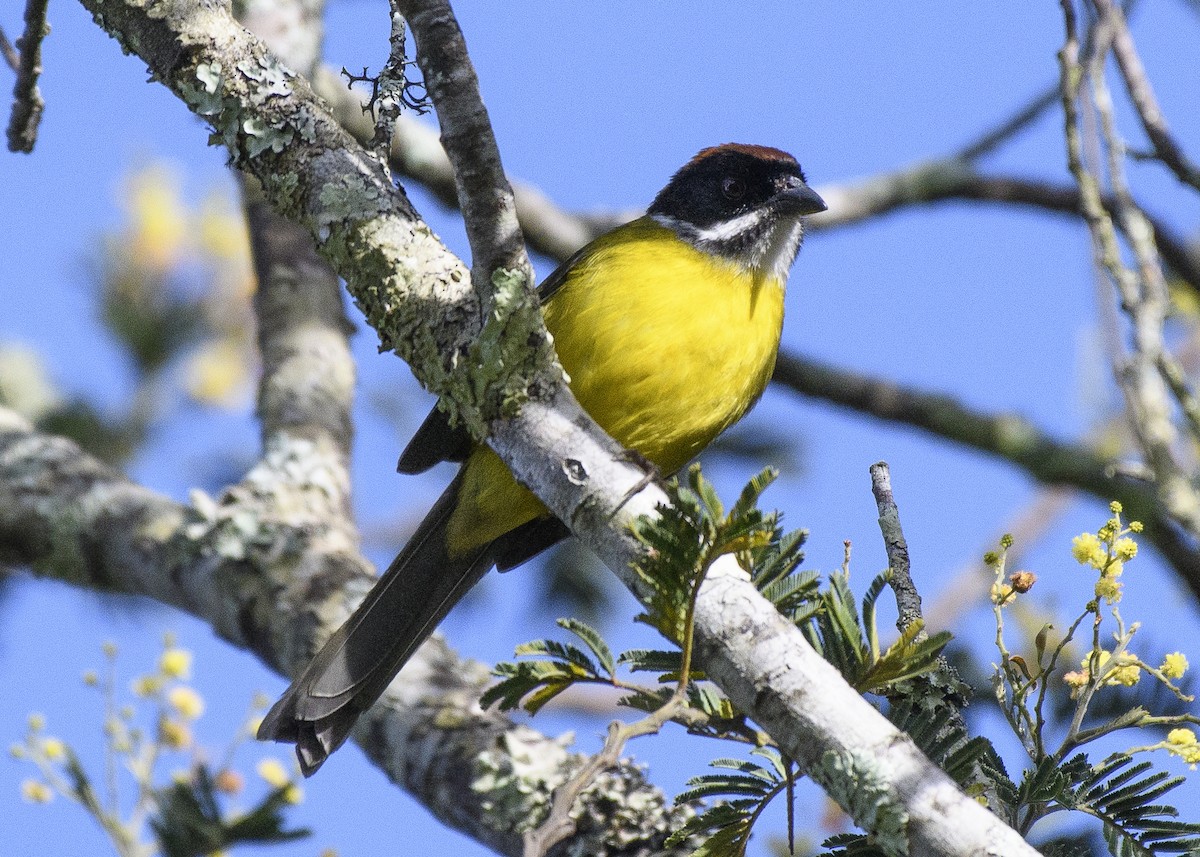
[11,635,301,853]
[1070,501,1141,605]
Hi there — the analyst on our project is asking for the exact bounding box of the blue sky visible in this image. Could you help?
[4,2,1200,854]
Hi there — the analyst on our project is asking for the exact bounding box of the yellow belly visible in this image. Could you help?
[446,217,786,554]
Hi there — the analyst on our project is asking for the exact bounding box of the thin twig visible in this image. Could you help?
[6,0,50,153]
[956,85,1059,163]
[1093,0,1200,191]
[394,0,533,287]
[869,462,923,635]
[0,25,21,71]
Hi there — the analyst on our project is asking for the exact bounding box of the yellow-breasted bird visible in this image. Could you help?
[258,144,826,774]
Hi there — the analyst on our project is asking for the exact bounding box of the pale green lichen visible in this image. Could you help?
[316,173,386,234]
[242,116,293,157]
[441,266,555,439]
[471,730,686,853]
[814,749,910,856]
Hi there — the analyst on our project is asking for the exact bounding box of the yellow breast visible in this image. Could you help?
[447,217,786,554]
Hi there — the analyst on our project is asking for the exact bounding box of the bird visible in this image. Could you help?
[258,143,827,774]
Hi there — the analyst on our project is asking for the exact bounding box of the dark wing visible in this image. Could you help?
[396,239,597,474]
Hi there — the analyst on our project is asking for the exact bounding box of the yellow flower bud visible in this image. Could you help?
[20,780,53,804]
[257,758,291,788]
[1161,652,1189,679]
[40,738,65,761]
[158,718,192,750]
[167,687,205,721]
[133,675,163,698]
[159,648,193,680]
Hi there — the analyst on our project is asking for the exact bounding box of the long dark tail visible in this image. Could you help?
[258,474,493,775]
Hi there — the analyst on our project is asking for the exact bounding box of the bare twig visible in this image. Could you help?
[1093,0,1200,191]
[0,25,20,71]
[869,462,923,635]
[956,85,1059,163]
[395,0,533,290]
[6,0,49,153]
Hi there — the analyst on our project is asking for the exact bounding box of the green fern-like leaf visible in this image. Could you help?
[666,802,756,856]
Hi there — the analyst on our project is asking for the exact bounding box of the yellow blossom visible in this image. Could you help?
[125,163,187,272]
[159,648,193,679]
[198,193,251,261]
[257,758,291,788]
[159,718,192,750]
[1161,652,1189,679]
[990,581,1014,605]
[21,780,52,804]
[1071,532,1102,565]
[1095,575,1123,604]
[1166,729,1200,767]
[1113,537,1138,561]
[102,641,118,659]
[1109,500,1123,515]
[186,339,250,407]
[1168,728,1197,747]
[1107,653,1141,687]
[27,713,45,731]
[1129,521,1144,533]
[283,784,304,804]
[167,686,205,720]
[82,670,99,687]
[10,743,26,759]
[40,738,65,761]
[1083,650,1111,675]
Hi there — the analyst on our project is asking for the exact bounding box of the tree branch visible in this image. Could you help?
[772,351,1200,598]
[6,0,48,153]
[71,1,1038,851]
[0,404,690,856]
[1094,0,1200,190]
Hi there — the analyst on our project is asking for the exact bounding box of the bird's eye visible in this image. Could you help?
[722,177,746,200]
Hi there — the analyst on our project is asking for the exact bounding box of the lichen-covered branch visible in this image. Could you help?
[6,0,48,152]
[0,405,689,856]
[74,1,1037,850]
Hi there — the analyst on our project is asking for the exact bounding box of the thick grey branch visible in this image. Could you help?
[76,1,1036,850]
[0,405,687,856]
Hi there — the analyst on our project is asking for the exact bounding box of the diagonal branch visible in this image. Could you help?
[1093,0,1200,191]
[74,1,1036,852]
